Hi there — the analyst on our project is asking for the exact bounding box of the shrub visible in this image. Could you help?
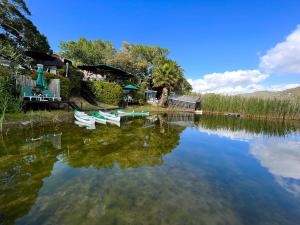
[88,81,122,105]
[132,89,145,105]
[0,66,21,113]
[57,67,84,95]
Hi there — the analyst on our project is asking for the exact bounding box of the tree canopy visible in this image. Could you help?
[59,38,116,66]
[59,38,192,94]
[0,0,51,63]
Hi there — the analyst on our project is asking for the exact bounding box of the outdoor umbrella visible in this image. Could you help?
[36,64,46,90]
[123,84,139,90]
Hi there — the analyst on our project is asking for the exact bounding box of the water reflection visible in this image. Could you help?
[250,139,300,196]
[0,114,299,225]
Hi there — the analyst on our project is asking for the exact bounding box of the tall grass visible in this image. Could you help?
[201,94,300,120]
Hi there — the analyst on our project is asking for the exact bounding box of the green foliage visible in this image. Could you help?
[201,93,300,119]
[131,89,146,105]
[152,58,184,89]
[57,67,84,95]
[0,66,21,114]
[0,0,51,64]
[59,38,116,66]
[59,40,191,95]
[88,81,122,105]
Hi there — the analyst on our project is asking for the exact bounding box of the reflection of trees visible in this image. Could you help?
[195,115,297,136]
[0,147,59,225]
[0,127,62,225]
[63,118,185,169]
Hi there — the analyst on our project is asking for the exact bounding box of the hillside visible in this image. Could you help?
[239,87,300,101]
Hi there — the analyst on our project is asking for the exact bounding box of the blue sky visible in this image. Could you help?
[26,0,300,93]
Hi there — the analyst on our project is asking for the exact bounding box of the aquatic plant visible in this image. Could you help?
[201,94,300,119]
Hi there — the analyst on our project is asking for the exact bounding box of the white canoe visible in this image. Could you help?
[74,112,95,125]
[94,116,106,124]
[98,110,121,122]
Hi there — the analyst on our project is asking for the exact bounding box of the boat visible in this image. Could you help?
[117,110,149,117]
[98,110,121,122]
[90,112,107,124]
[74,111,95,125]
[75,121,96,130]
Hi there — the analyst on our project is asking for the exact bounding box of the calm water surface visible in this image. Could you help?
[0,114,300,225]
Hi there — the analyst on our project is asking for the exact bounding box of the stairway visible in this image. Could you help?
[68,101,81,110]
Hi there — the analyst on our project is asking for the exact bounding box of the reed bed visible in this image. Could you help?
[201,94,300,120]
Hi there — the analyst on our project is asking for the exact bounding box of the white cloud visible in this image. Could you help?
[260,25,300,74]
[188,70,269,94]
[189,26,300,94]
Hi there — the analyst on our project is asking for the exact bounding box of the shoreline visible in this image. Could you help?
[1,104,299,132]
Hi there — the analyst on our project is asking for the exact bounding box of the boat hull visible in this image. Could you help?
[98,111,121,122]
[74,113,95,125]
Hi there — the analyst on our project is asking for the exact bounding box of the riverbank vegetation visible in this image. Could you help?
[60,39,192,97]
[201,93,300,120]
[1,0,299,126]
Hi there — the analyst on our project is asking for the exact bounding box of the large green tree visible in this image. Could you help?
[110,42,169,76]
[0,0,51,61]
[59,38,116,66]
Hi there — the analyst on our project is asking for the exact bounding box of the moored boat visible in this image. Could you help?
[90,112,107,124]
[98,110,121,122]
[74,111,95,125]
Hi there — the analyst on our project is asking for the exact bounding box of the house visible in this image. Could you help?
[25,51,72,75]
[168,94,201,111]
[77,64,134,83]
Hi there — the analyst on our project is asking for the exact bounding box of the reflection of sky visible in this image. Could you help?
[197,126,300,195]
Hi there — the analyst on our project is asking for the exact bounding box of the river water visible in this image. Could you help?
[0,114,300,225]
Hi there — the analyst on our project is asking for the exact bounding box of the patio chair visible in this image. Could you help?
[42,89,61,101]
[22,86,40,101]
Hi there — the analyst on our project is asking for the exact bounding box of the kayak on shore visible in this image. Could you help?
[74,111,95,125]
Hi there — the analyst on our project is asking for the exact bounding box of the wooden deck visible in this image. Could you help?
[23,100,82,112]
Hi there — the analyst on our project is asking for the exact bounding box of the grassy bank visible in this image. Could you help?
[201,94,300,120]
[3,111,73,129]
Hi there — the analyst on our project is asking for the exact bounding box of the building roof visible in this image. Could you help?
[77,64,134,78]
[168,95,201,104]
[25,51,72,68]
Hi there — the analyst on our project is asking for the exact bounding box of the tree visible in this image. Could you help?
[0,0,51,63]
[0,66,21,132]
[109,42,170,84]
[59,38,116,66]
[152,58,184,88]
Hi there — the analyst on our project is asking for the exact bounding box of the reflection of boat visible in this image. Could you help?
[117,110,150,117]
[106,119,121,127]
[74,111,95,125]
[24,133,62,150]
[90,112,106,124]
[98,110,121,122]
[75,121,96,130]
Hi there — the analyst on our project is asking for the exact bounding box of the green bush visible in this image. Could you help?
[57,67,83,95]
[132,89,145,105]
[88,81,122,105]
[0,66,21,113]
[31,71,71,100]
